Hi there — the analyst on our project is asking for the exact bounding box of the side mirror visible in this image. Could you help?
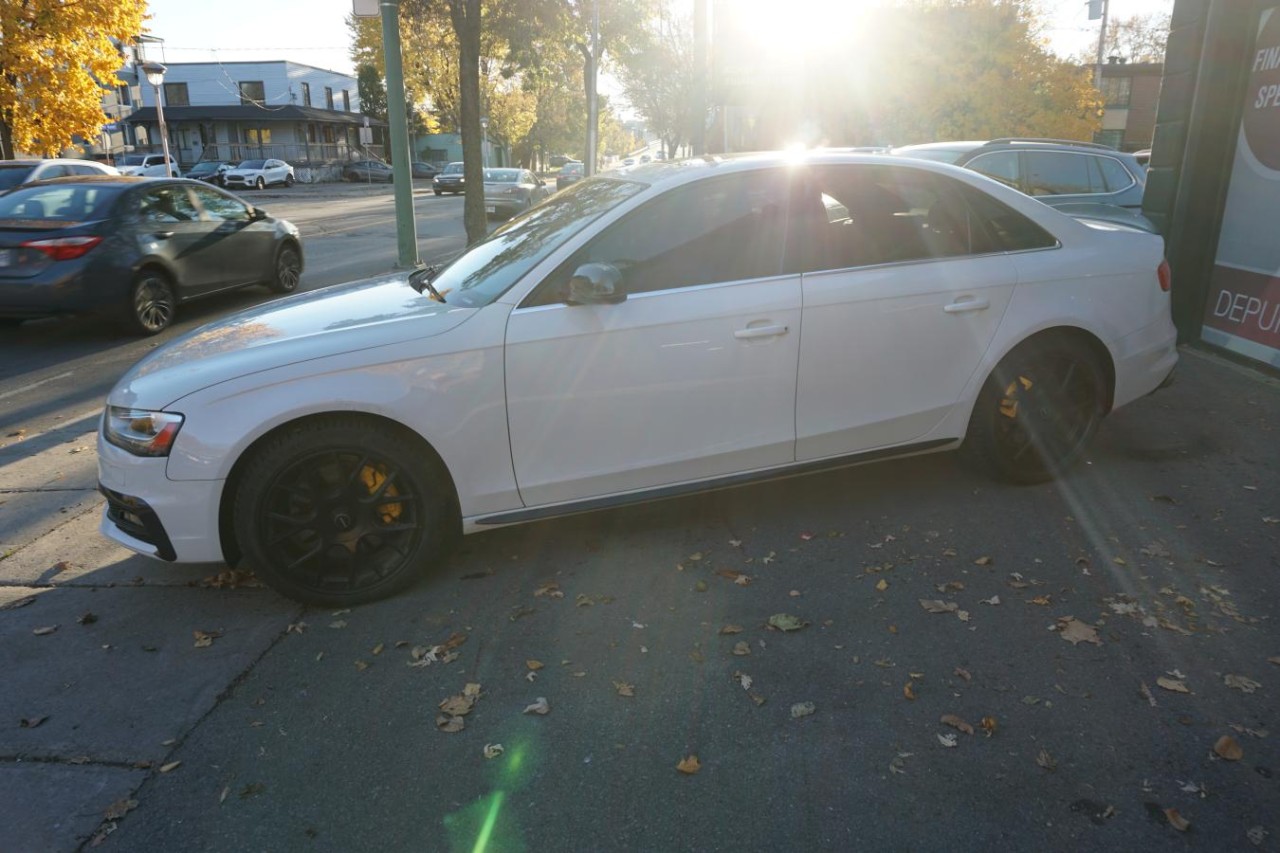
[567,263,626,305]
[250,207,268,221]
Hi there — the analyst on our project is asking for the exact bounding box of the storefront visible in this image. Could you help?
[1147,0,1280,370]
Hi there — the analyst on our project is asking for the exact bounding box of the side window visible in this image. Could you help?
[958,186,1058,252]
[1097,156,1134,193]
[965,151,1020,190]
[67,164,100,176]
[1024,152,1092,196]
[191,186,250,221]
[526,171,794,305]
[39,164,70,180]
[138,186,198,223]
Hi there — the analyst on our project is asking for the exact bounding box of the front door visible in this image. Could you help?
[505,169,804,508]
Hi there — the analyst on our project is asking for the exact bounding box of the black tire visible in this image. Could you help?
[255,176,266,191]
[284,174,295,187]
[966,337,1107,484]
[232,417,455,606]
[123,269,176,335]
[433,189,442,196]
[270,244,302,294]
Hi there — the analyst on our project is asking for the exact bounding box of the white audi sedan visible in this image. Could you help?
[98,153,1177,605]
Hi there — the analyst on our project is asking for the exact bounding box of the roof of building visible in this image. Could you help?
[126,105,384,126]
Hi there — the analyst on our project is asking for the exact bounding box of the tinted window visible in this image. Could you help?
[0,184,119,220]
[958,185,1058,252]
[138,186,198,223]
[966,151,1020,189]
[1024,152,1093,196]
[530,171,794,304]
[66,164,101,176]
[0,165,37,189]
[238,160,266,169]
[191,186,249,222]
[1097,156,1134,193]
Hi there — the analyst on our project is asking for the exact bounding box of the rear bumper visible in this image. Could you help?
[1112,317,1179,409]
[0,261,111,317]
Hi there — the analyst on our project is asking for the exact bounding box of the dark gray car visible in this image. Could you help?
[0,176,302,335]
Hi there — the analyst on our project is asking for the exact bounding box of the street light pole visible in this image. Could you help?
[480,116,489,167]
[141,61,174,177]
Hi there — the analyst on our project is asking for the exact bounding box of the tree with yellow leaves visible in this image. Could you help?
[1,0,147,158]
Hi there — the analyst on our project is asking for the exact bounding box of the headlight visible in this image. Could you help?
[103,407,184,457]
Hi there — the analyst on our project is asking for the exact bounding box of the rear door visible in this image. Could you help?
[189,184,275,287]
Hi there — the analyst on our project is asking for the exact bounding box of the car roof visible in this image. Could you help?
[22,175,200,188]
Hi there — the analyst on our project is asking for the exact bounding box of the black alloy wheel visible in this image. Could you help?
[255,176,266,190]
[285,173,295,187]
[968,338,1106,484]
[125,269,176,335]
[270,245,301,293]
[233,418,453,605]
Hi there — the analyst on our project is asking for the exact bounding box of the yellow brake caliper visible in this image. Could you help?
[999,376,1034,419]
[359,464,403,524]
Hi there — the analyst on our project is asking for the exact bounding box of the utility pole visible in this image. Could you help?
[692,0,708,156]
[379,0,419,268]
[1091,0,1111,90]
[585,0,600,176]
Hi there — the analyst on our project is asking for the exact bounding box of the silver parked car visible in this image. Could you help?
[482,168,551,219]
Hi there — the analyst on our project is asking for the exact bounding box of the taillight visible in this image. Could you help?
[21,235,103,262]
[1157,259,1171,292]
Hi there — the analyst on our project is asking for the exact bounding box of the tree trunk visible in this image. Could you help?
[450,0,486,245]
[0,116,14,161]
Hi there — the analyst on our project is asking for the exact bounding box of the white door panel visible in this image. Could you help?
[797,255,1016,460]
[506,277,801,506]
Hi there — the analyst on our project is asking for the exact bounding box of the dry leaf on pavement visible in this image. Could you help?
[533,582,563,598]
[159,761,181,773]
[1036,748,1057,770]
[526,659,544,671]
[483,743,504,759]
[676,755,701,774]
[103,798,138,820]
[1164,808,1191,832]
[903,681,917,701]
[436,714,465,733]
[937,733,958,748]
[973,556,992,566]
[980,596,1001,606]
[1224,674,1261,693]
[735,672,753,691]
[1213,734,1244,761]
[980,716,997,736]
[790,702,816,718]
[954,667,972,681]
[918,599,958,614]
[19,715,48,728]
[719,624,744,635]
[613,681,635,697]
[523,697,550,715]
[1057,617,1102,646]
[193,630,221,648]
[940,714,974,735]
[875,579,889,592]
[1157,677,1190,693]
[1269,656,1280,666]
[767,613,807,632]
[32,625,58,636]
[732,641,751,656]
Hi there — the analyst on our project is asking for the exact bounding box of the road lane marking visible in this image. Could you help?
[0,371,74,402]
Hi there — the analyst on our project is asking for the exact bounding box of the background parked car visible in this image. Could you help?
[482,167,551,219]
[0,176,302,334]
[343,160,393,182]
[115,153,180,177]
[891,138,1148,224]
[555,161,584,191]
[432,161,465,195]
[0,159,118,190]
[223,159,295,191]
[185,161,232,187]
[411,161,440,179]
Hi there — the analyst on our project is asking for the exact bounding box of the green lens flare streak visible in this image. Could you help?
[470,790,505,853]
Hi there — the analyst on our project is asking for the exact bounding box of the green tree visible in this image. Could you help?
[357,63,388,121]
[1,0,146,158]
[617,7,699,161]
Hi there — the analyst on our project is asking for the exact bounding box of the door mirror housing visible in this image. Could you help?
[567,263,626,305]
[250,207,268,221]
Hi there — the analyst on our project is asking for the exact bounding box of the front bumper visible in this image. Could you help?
[97,433,228,564]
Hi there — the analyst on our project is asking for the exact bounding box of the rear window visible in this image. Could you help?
[0,165,37,190]
[561,163,583,176]
[0,184,120,222]
[485,169,520,182]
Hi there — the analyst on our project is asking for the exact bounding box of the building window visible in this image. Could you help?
[301,82,311,107]
[243,127,272,145]
[324,87,334,110]
[118,84,131,106]
[239,80,266,106]
[342,90,351,112]
[322,125,336,143]
[1101,76,1131,108]
[162,82,189,107]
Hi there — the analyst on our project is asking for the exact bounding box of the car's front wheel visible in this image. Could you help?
[124,269,176,335]
[967,336,1107,484]
[232,417,455,606]
[433,189,442,196]
[255,176,266,190]
[269,244,301,294]
[284,174,295,187]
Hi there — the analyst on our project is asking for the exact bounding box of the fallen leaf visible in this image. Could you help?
[728,539,742,547]
[719,624,744,635]
[735,672,753,690]
[509,605,536,622]
[956,610,971,622]
[1157,677,1190,694]
[613,681,635,697]
[716,569,752,585]
[694,580,708,593]
[790,701,816,718]
[69,446,88,454]
[526,659,544,670]
[533,582,563,598]
[1036,748,1057,770]
[19,715,48,728]
[761,551,776,564]
[483,743,504,759]
[239,783,266,799]
[973,556,992,566]
[354,660,369,671]
[676,755,701,774]
[193,630,222,648]
[1057,617,1102,646]
[941,547,957,557]
[936,581,965,593]
[159,761,181,773]
[980,596,1001,606]
[1247,826,1268,846]
[937,733,958,748]
[1164,808,1190,832]
[435,714,465,733]
[329,620,348,629]
[940,714,975,735]
[1269,656,1280,666]
[523,697,550,715]
[286,622,307,634]
[903,681,916,701]
[788,589,801,597]
[875,578,889,592]
[1140,682,1157,707]
[732,641,751,656]
[767,613,807,632]
[1224,674,1261,693]
[981,716,998,736]
[575,593,595,607]
[1213,735,1243,760]
[918,599,958,614]
[32,625,58,636]
[954,667,972,681]
[103,798,138,820]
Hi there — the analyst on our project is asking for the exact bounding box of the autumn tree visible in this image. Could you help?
[1099,12,1171,63]
[617,6,699,160]
[1,0,146,158]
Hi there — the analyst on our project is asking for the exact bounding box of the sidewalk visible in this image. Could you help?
[2,347,1276,851]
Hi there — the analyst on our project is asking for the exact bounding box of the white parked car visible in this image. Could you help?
[0,158,118,189]
[98,152,1177,605]
[115,153,180,177]
[222,158,295,190]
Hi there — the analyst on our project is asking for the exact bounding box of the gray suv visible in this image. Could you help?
[892,138,1150,229]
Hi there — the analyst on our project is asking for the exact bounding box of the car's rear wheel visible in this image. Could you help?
[255,176,266,190]
[232,418,454,606]
[284,174,295,187]
[967,337,1107,484]
[433,189,442,196]
[124,269,176,335]
[270,244,301,294]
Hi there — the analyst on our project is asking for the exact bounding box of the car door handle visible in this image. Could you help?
[153,230,174,240]
[944,298,990,314]
[734,324,789,339]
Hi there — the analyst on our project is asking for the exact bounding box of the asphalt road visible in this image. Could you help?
[0,191,1278,852]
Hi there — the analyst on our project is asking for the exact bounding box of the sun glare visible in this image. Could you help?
[726,0,875,61]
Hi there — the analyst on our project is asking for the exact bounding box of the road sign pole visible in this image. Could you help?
[380,0,420,268]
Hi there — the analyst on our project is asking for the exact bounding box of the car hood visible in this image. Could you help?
[110,274,477,409]
[225,168,264,177]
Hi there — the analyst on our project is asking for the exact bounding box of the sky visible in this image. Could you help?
[140,0,1177,79]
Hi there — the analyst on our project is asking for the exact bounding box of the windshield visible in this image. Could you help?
[188,162,218,173]
[0,184,121,221]
[443,162,464,175]
[0,165,37,190]
[118,155,147,166]
[485,169,521,183]
[237,160,266,170]
[429,177,644,309]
